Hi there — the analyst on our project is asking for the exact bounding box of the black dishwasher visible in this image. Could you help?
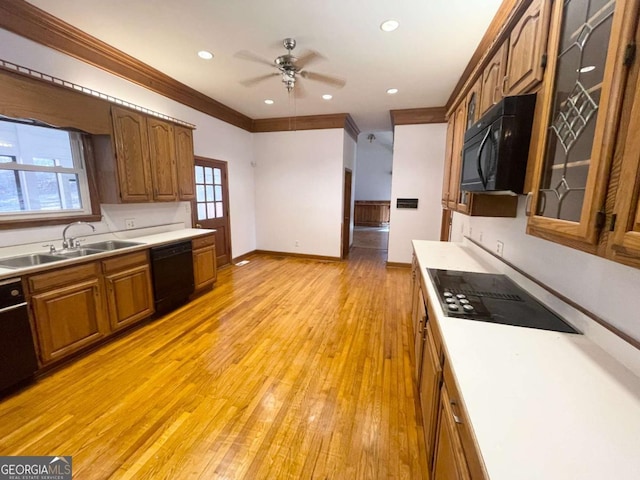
[150,241,195,315]
[0,278,39,393]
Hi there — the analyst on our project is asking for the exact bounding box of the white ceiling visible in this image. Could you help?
[26,0,503,133]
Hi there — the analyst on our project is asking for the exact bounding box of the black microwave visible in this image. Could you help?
[460,93,536,194]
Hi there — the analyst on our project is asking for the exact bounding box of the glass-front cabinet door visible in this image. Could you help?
[527,0,637,249]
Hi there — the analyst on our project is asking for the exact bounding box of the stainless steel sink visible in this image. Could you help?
[57,248,105,258]
[83,240,143,251]
[0,253,66,269]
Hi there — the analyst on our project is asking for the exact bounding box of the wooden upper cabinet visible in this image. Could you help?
[479,42,508,117]
[608,32,640,268]
[449,104,468,212]
[442,114,456,207]
[175,126,196,200]
[465,78,483,129]
[111,106,152,202]
[504,0,551,95]
[147,117,178,201]
[527,0,637,250]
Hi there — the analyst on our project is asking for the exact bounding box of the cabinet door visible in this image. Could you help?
[32,278,107,364]
[193,245,217,290]
[111,106,152,202]
[608,52,640,267]
[432,386,471,480]
[442,115,456,207]
[448,104,467,212]
[147,117,178,201]
[175,126,196,200]
[420,322,443,472]
[104,264,154,331]
[479,42,508,117]
[527,0,636,249]
[413,287,427,382]
[465,78,482,129]
[505,0,551,95]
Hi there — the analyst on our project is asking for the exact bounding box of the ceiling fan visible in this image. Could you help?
[236,38,346,96]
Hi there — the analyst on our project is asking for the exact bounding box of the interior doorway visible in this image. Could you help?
[342,168,352,259]
[192,157,232,267]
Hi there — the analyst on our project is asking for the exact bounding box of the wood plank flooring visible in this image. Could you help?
[0,247,427,479]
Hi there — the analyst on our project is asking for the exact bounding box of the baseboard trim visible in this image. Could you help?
[386,261,411,268]
[254,250,341,262]
[232,251,257,264]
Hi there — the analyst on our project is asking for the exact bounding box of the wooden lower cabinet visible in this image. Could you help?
[193,234,217,291]
[28,251,155,365]
[420,321,443,471]
[30,265,108,364]
[432,385,472,480]
[102,252,154,331]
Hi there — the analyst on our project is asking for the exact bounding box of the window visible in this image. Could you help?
[195,165,225,220]
[0,120,93,221]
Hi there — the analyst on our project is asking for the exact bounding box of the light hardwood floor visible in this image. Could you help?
[0,247,427,479]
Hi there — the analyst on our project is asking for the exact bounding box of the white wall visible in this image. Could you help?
[388,123,447,264]
[450,199,640,343]
[343,131,357,247]
[253,129,345,257]
[0,29,256,257]
[354,131,393,200]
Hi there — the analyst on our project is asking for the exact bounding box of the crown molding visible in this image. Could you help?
[0,0,254,131]
[390,107,447,127]
[0,0,364,138]
[252,113,360,140]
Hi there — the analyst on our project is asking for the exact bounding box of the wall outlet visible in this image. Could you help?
[479,231,483,242]
[469,227,473,238]
[125,218,136,229]
[496,240,504,257]
[295,240,300,247]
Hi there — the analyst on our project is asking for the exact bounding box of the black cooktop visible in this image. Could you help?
[427,269,579,334]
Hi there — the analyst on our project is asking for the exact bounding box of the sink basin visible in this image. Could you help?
[0,253,66,269]
[58,248,105,258]
[83,240,143,251]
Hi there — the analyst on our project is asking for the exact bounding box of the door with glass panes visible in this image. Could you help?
[193,157,231,267]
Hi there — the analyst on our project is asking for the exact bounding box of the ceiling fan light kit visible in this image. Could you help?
[237,38,346,95]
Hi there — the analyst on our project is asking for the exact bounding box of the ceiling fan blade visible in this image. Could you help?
[296,49,324,69]
[240,72,279,87]
[300,71,346,88]
[234,50,275,67]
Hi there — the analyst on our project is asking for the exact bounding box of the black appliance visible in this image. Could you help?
[428,269,579,334]
[150,241,195,315]
[0,278,39,393]
[461,93,536,194]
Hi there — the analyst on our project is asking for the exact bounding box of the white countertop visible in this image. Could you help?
[0,227,215,280]
[413,240,640,480]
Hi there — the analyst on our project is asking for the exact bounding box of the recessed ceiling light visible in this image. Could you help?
[264,99,274,105]
[322,94,333,100]
[380,20,399,32]
[578,65,596,73]
[197,50,214,60]
[387,88,399,95]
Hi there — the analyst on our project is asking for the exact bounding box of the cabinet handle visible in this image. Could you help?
[501,75,509,97]
[450,400,463,424]
[525,192,533,216]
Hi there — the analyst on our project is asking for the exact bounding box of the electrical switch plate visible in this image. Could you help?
[125,218,136,229]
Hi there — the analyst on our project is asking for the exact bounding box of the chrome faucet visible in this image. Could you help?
[62,221,95,249]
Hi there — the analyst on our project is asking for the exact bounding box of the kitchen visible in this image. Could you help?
[1,0,640,479]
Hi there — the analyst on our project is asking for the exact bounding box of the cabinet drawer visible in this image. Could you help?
[192,234,215,250]
[28,262,99,292]
[427,302,444,363]
[102,250,149,274]
[443,362,488,480]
